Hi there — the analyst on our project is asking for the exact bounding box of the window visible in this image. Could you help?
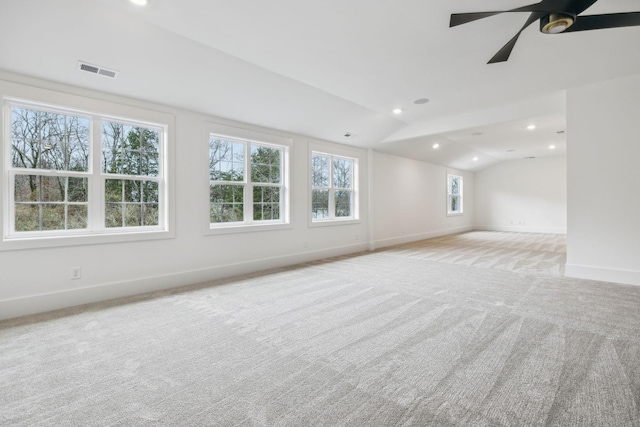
[447,174,463,215]
[208,134,288,228]
[4,99,168,242]
[311,152,357,222]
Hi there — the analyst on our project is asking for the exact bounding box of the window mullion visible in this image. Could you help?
[6,172,14,235]
[90,118,104,232]
[349,167,354,217]
[64,176,69,230]
[330,161,336,219]
[157,130,165,229]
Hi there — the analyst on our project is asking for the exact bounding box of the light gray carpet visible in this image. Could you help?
[386,231,566,277]
[1,231,639,426]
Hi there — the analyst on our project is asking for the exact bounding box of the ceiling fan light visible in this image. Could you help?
[541,13,575,34]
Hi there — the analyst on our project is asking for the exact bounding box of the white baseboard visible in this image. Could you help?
[373,226,474,250]
[565,263,640,287]
[474,225,567,234]
[0,242,369,321]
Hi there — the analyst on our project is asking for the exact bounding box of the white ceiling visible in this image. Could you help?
[1,0,639,171]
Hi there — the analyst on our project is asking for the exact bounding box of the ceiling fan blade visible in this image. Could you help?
[566,0,600,16]
[488,34,522,63]
[450,2,548,27]
[488,12,545,63]
[563,12,640,32]
[450,12,504,27]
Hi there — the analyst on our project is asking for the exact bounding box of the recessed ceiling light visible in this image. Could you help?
[413,98,430,105]
[557,130,565,134]
[344,132,352,138]
[130,0,148,5]
[432,143,440,149]
[549,144,556,149]
[506,149,515,152]
[472,132,483,136]
[392,108,403,114]
[473,157,479,161]
[527,125,536,130]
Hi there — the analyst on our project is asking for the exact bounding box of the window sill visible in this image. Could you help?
[309,218,361,228]
[206,222,292,235]
[1,228,174,251]
[447,212,464,217]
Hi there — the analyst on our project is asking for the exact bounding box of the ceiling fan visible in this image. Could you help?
[450,0,640,63]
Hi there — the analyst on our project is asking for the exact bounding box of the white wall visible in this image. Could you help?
[566,72,640,286]
[0,72,372,320]
[371,151,474,248]
[474,157,566,234]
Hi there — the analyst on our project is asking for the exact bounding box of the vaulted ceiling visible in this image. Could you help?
[1,0,639,170]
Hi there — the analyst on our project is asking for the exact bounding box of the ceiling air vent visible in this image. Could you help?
[77,61,119,79]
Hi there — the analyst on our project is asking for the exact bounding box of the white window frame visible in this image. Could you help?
[310,150,359,225]
[447,173,463,216]
[204,122,291,235]
[1,90,174,251]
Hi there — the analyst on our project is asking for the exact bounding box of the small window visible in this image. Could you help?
[311,152,357,222]
[447,174,463,215]
[4,99,168,242]
[208,135,288,228]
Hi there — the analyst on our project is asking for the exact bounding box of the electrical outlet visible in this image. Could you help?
[303,240,308,248]
[71,267,82,280]
[355,234,359,241]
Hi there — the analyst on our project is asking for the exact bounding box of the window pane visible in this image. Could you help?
[450,195,459,213]
[210,184,244,223]
[14,204,39,232]
[124,180,141,203]
[11,107,90,172]
[450,176,459,195]
[311,155,329,187]
[209,138,244,181]
[253,185,281,221]
[312,189,329,219]
[12,202,68,231]
[335,190,352,218]
[333,158,352,189]
[142,181,159,203]
[67,205,88,230]
[68,177,88,202]
[105,179,121,203]
[103,122,159,177]
[15,175,64,202]
[105,179,158,227]
[124,204,142,227]
[251,145,281,184]
[41,204,65,230]
[105,204,122,228]
[14,175,89,232]
[143,204,159,226]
